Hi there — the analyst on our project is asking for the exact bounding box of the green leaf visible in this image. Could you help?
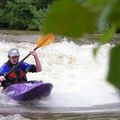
[93,46,100,57]
[88,0,114,6]
[100,25,116,44]
[86,0,114,13]
[108,0,120,28]
[97,3,112,32]
[42,0,96,38]
[107,44,120,90]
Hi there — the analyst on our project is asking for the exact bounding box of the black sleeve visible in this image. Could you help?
[28,65,37,72]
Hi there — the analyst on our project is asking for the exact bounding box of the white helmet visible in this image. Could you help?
[8,48,20,57]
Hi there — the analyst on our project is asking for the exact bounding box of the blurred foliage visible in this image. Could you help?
[100,25,116,44]
[42,0,96,38]
[42,0,120,90]
[108,44,120,88]
[108,1,120,28]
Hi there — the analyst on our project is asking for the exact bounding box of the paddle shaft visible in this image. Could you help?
[4,33,55,78]
[20,47,38,62]
[4,47,38,77]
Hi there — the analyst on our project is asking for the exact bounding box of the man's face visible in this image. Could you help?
[9,56,19,64]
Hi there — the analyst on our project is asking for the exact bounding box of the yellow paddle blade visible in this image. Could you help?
[36,33,55,48]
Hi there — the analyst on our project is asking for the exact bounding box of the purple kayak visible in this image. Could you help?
[4,81,53,101]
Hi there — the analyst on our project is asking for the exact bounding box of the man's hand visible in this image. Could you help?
[30,51,37,57]
[0,76,6,81]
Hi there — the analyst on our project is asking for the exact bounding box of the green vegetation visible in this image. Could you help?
[0,0,53,30]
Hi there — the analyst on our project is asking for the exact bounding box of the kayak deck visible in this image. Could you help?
[4,81,53,101]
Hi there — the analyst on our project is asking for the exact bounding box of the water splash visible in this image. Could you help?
[0,40,119,107]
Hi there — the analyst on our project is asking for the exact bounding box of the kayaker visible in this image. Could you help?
[0,48,42,89]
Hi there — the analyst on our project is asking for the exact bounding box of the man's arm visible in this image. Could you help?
[30,51,42,72]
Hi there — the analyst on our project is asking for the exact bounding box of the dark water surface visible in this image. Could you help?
[4,112,119,120]
[1,109,120,120]
[25,112,120,120]
[0,103,120,119]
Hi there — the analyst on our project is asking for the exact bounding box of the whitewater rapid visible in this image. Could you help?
[0,39,119,107]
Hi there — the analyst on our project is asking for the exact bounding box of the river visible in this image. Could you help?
[0,30,120,119]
